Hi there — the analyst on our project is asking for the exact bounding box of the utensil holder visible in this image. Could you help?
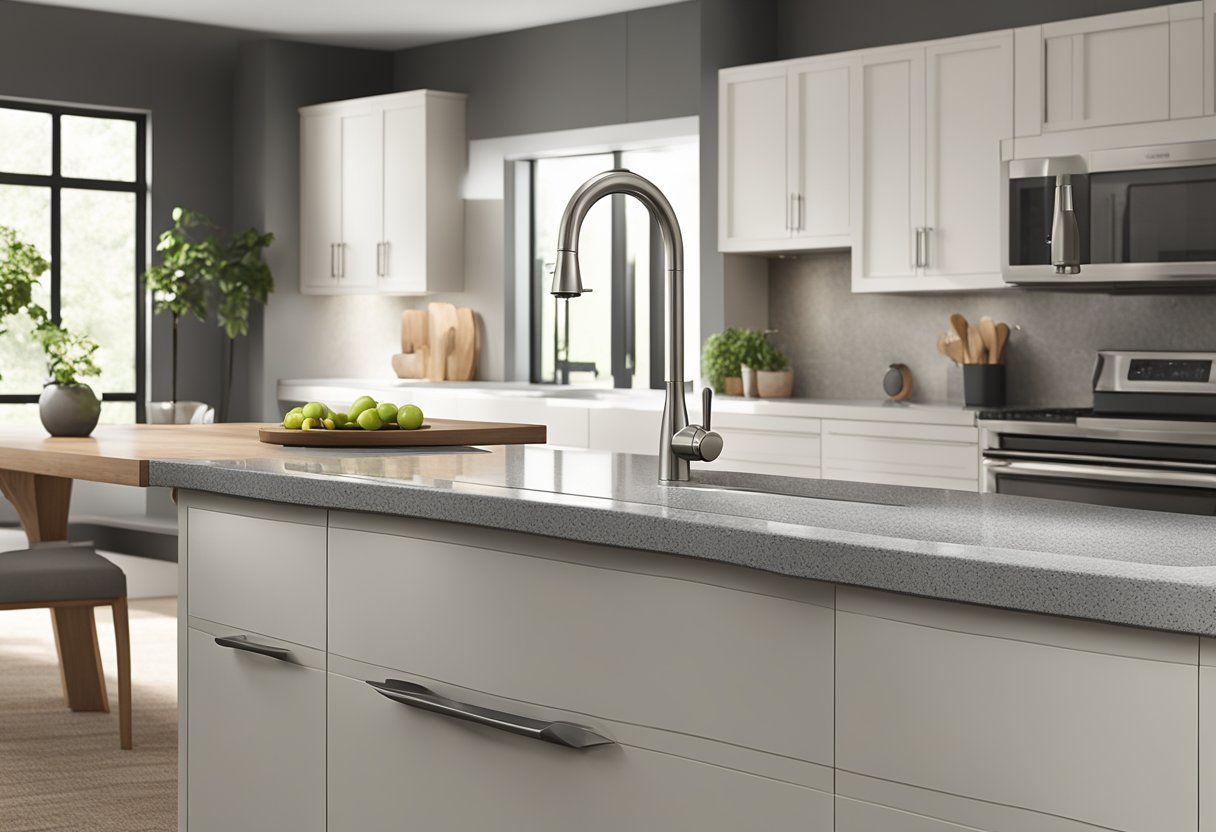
[963,365,1005,407]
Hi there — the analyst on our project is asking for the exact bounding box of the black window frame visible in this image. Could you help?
[0,98,147,422]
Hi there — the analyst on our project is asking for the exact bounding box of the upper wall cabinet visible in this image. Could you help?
[299,90,466,296]
[852,32,1013,293]
[1015,3,1205,137]
[718,55,854,253]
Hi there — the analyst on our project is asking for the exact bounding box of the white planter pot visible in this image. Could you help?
[740,366,759,398]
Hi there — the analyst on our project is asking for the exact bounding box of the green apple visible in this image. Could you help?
[340,421,360,430]
[301,401,326,420]
[287,406,304,417]
[331,411,349,425]
[376,402,398,422]
[349,395,376,420]
[282,412,305,430]
[397,404,424,430]
[356,408,383,431]
[323,418,336,430]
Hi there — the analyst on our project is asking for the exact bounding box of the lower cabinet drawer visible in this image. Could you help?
[328,514,835,766]
[820,420,978,490]
[186,626,325,832]
[327,670,832,831]
[836,588,1198,832]
[836,797,979,832]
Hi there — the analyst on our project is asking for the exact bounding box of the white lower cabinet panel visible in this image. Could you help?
[186,626,325,832]
[327,515,835,766]
[327,670,832,831]
[821,419,978,490]
[1201,638,1216,832]
[836,589,1199,832]
[836,797,981,832]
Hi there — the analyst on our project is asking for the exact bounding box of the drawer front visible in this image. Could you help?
[821,419,978,489]
[186,627,325,832]
[186,502,327,647]
[328,516,835,765]
[836,589,1198,832]
[587,406,660,455]
[328,670,832,831]
[836,797,979,832]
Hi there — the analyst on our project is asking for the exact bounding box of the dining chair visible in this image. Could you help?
[0,542,131,749]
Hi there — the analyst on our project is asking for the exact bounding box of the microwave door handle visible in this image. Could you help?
[983,458,1216,488]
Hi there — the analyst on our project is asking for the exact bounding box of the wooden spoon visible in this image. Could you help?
[968,328,987,365]
[944,331,966,365]
[949,314,970,363]
[936,333,948,358]
[993,323,1011,364]
[978,317,999,365]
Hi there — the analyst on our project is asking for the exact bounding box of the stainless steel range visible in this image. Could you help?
[978,351,1216,515]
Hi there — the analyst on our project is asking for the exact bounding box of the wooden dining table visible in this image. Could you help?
[0,423,280,712]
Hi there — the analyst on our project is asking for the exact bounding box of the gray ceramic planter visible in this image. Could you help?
[39,382,101,437]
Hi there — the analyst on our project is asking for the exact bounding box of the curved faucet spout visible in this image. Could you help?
[551,168,718,483]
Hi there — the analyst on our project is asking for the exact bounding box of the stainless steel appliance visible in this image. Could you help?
[979,351,1216,514]
[1002,140,1216,289]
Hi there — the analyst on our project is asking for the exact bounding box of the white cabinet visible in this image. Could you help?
[719,56,853,253]
[836,587,1199,832]
[299,89,466,296]
[1202,638,1216,832]
[1016,3,1204,137]
[852,33,1011,292]
[820,419,978,490]
[186,623,326,832]
[328,668,831,831]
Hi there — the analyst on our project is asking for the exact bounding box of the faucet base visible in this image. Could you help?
[658,381,691,482]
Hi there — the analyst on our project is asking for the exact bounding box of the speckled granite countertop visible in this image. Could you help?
[150,444,1216,636]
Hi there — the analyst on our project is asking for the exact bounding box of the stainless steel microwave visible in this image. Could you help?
[1001,140,1216,289]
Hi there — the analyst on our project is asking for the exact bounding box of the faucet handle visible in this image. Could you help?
[702,387,713,430]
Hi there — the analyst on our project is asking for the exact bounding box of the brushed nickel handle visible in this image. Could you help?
[796,193,804,231]
[329,243,336,278]
[367,679,615,750]
[215,635,293,662]
[382,240,390,277]
[922,226,933,269]
[914,227,923,268]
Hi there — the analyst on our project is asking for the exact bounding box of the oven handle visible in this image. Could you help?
[984,449,1216,473]
[983,457,1216,487]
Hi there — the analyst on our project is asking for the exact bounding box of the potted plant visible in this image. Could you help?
[0,225,103,435]
[34,322,102,437]
[731,328,792,399]
[701,327,751,395]
[140,207,216,423]
[213,227,274,423]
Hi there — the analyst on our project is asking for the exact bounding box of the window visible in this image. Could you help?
[0,101,146,424]
[528,139,699,388]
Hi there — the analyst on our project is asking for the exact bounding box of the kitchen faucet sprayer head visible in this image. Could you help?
[551,249,585,299]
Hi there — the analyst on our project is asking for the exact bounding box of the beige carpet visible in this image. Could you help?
[0,598,177,832]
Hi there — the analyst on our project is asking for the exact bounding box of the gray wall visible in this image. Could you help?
[393,2,702,139]
[0,0,257,408]
[233,40,393,421]
[774,0,1174,59]
[769,253,1216,407]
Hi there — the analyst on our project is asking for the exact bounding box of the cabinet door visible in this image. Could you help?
[299,113,341,293]
[718,65,790,250]
[836,588,1199,832]
[337,108,380,290]
[820,420,978,491]
[1202,637,1216,832]
[186,627,325,832]
[379,101,427,293]
[790,58,853,247]
[922,33,1011,289]
[1042,7,1171,130]
[328,671,831,831]
[852,47,925,291]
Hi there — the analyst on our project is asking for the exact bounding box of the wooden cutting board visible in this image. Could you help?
[401,309,429,354]
[447,307,478,381]
[427,302,458,381]
[259,418,547,448]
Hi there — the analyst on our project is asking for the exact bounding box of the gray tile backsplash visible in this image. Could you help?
[767,251,1216,407]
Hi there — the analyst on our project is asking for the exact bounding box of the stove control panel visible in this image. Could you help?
[1127,358,1212,383]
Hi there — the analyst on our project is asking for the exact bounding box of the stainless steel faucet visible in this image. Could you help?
[552,169,722,483]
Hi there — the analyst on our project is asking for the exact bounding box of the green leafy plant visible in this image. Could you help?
[140,207,220,408]
[33,322,101,385]
[214,227,275,422]
[0,225,100,387]
[702,327,789,391]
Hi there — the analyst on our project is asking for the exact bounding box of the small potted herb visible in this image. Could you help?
[736,329,792,398]
[35,322,102,437]
[701,327,752,395]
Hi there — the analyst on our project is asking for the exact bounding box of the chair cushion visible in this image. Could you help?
[0,544,126,604]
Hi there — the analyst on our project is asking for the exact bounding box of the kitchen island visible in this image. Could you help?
[156,441,1215,832]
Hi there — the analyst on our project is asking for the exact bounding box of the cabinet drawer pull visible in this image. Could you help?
[367,679,615,750]
[214,634,293,662]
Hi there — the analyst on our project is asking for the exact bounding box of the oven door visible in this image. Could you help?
[982,454,1216,515]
